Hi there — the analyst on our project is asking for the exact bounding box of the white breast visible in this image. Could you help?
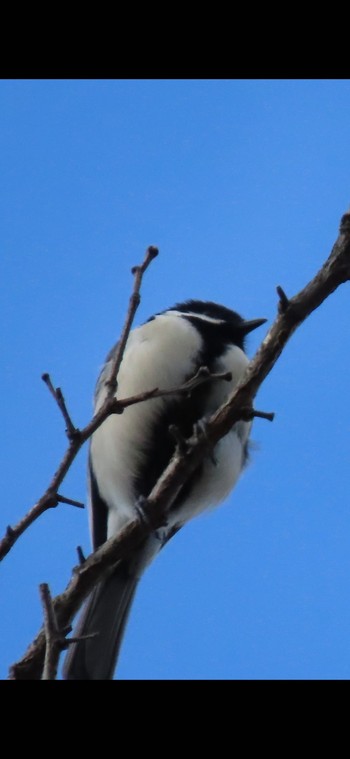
[90,313,250,539]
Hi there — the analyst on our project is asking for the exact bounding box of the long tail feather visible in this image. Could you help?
[63,560,139,680]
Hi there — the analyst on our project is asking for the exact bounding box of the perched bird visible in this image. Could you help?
[63,300,266,680]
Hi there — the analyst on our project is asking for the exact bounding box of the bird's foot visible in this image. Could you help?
[135,495,152,527]
[193,418,217,465]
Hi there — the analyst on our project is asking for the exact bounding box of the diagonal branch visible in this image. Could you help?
[0,246,158,562]
[0,366,232,562]
[104,245,159,396]
[9,209,350,680]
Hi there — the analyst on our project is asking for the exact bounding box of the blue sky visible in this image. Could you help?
[1,79,350,680]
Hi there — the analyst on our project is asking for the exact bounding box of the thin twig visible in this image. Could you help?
[55,389,79,440]
[42,374,78,439]
[41,373,59,402]
[240,408,275,422]
[105,245,159,395]
[251,409,275,422]
[40,583,64,680]
[111,367,233,412]
[56,494,85,509]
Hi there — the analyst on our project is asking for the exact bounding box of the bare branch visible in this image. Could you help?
[111,366,233,412]
[239,407,275,423]
[250,409,275,422]
[105,245,159,396]
[56,494,85,509]
[40,583,66,680]
[0,246,159,562]
[9,210,350,679]
[42,373,78,440]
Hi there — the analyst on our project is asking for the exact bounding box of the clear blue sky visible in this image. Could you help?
[1,79,350,680]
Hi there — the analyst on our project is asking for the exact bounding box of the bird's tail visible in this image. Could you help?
[62,560,139,680]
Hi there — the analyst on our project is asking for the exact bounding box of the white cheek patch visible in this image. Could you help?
[203,344,249,413]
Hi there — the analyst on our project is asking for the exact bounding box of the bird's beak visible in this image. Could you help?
[239,317,268,335]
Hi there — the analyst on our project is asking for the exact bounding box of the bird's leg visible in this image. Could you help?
[192,418,217,466]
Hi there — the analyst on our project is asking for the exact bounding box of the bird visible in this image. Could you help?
[63,299,266,679]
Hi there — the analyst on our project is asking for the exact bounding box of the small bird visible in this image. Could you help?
[63,300,266,679]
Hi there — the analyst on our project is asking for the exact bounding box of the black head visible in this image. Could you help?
[168,299,267,352]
